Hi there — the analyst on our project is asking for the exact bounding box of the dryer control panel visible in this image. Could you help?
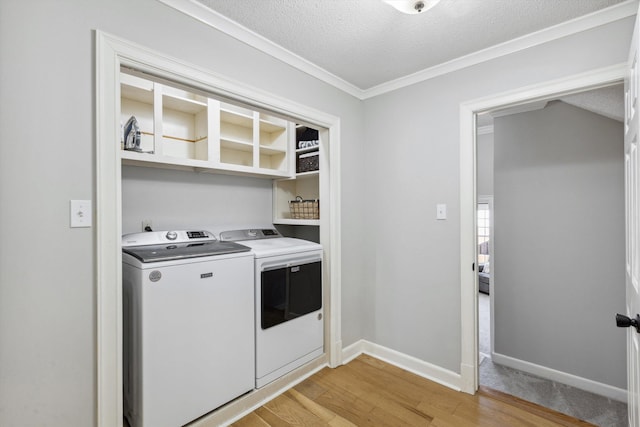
[219,229,281,242]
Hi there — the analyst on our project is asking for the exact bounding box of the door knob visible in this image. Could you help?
[616,313,640,333]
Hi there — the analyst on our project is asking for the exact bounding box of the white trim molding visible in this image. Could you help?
[476,125,494,135]
[459,63,626,396]
[156,0,637,99]
[95,30,124,427]
[492,353,628,402]
[96,30,342,427]
[156,0,363,98]
[366,1,636,99]
[490,100,548,118]
[341,340,463,392]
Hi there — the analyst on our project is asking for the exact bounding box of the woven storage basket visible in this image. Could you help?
[289,196,319,219]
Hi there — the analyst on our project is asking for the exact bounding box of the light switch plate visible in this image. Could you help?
[70,200,92,228]
[436,203,447,220]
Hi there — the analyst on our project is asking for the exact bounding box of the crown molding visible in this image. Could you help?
[362,0,638,99]
[490,100,549,118]
[156,0,365,98]
[476,125,494,136]
[157,0,637,100]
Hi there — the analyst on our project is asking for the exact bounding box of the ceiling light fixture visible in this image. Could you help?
[383,0,441,14]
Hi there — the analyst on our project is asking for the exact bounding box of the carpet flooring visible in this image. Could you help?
[478,293,628,427]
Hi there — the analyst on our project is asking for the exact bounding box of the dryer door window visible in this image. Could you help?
[287,261,322,318]
[261,261,321,330]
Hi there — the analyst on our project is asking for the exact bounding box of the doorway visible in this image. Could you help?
[460,64,626,392]
[471,84,627,424]
[476,198,492,367]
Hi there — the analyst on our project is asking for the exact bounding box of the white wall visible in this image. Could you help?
[493,101,625,388]
[0,1,365,425]
[362,17,633,373]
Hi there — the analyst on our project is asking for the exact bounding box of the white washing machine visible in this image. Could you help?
[219,228,324,388]
[122,230,255,427]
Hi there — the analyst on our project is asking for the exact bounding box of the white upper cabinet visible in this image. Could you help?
[120,70,293,177]
[258,113,289,173]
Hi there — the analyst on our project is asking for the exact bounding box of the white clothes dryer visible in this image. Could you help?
[219,228,324,388]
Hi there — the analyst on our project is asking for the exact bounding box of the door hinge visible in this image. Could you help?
[472,262,475,272]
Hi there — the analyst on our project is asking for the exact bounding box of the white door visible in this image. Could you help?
[624,6,640,426]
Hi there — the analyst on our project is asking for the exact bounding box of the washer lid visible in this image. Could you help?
[123,240,250,263]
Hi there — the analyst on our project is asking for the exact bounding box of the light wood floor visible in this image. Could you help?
[231,354,595,427]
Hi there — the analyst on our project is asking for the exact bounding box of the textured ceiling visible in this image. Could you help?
[476,84,624,128]
[195,0,627,90]
[560,84,624,122]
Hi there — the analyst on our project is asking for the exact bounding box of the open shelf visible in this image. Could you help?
[119,70,295,178]
[121,73,155,153]
[273,218,320,226]
[160,89,209,161]
[273,124,321,225]
[273,168,319,224]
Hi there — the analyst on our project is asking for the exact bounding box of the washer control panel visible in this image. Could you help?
[122,230,216,247]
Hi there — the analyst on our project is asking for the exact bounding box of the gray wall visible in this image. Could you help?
[0,0,634,425]
[477,130,494,196]
[0,1,365,425]
[121,166,273,234]
[493,101,625,388]
[362,19,633,373]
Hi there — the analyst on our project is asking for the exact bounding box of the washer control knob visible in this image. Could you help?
[166,231,178,241]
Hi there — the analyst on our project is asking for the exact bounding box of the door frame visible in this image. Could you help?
[458,63,626,393]
[95,31,342,426]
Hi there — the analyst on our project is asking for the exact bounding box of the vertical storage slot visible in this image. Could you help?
[259,113,288,172]
[295,125,319,174]
[121,73,155,153]
[220,103,254,167]
[272,123,321,224]
[161,86,209,161]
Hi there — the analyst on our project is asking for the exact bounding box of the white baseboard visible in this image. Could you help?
[330,339,343,367]
[341,339,462,391]
[491,352,627,403]
[341,339,365,364]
